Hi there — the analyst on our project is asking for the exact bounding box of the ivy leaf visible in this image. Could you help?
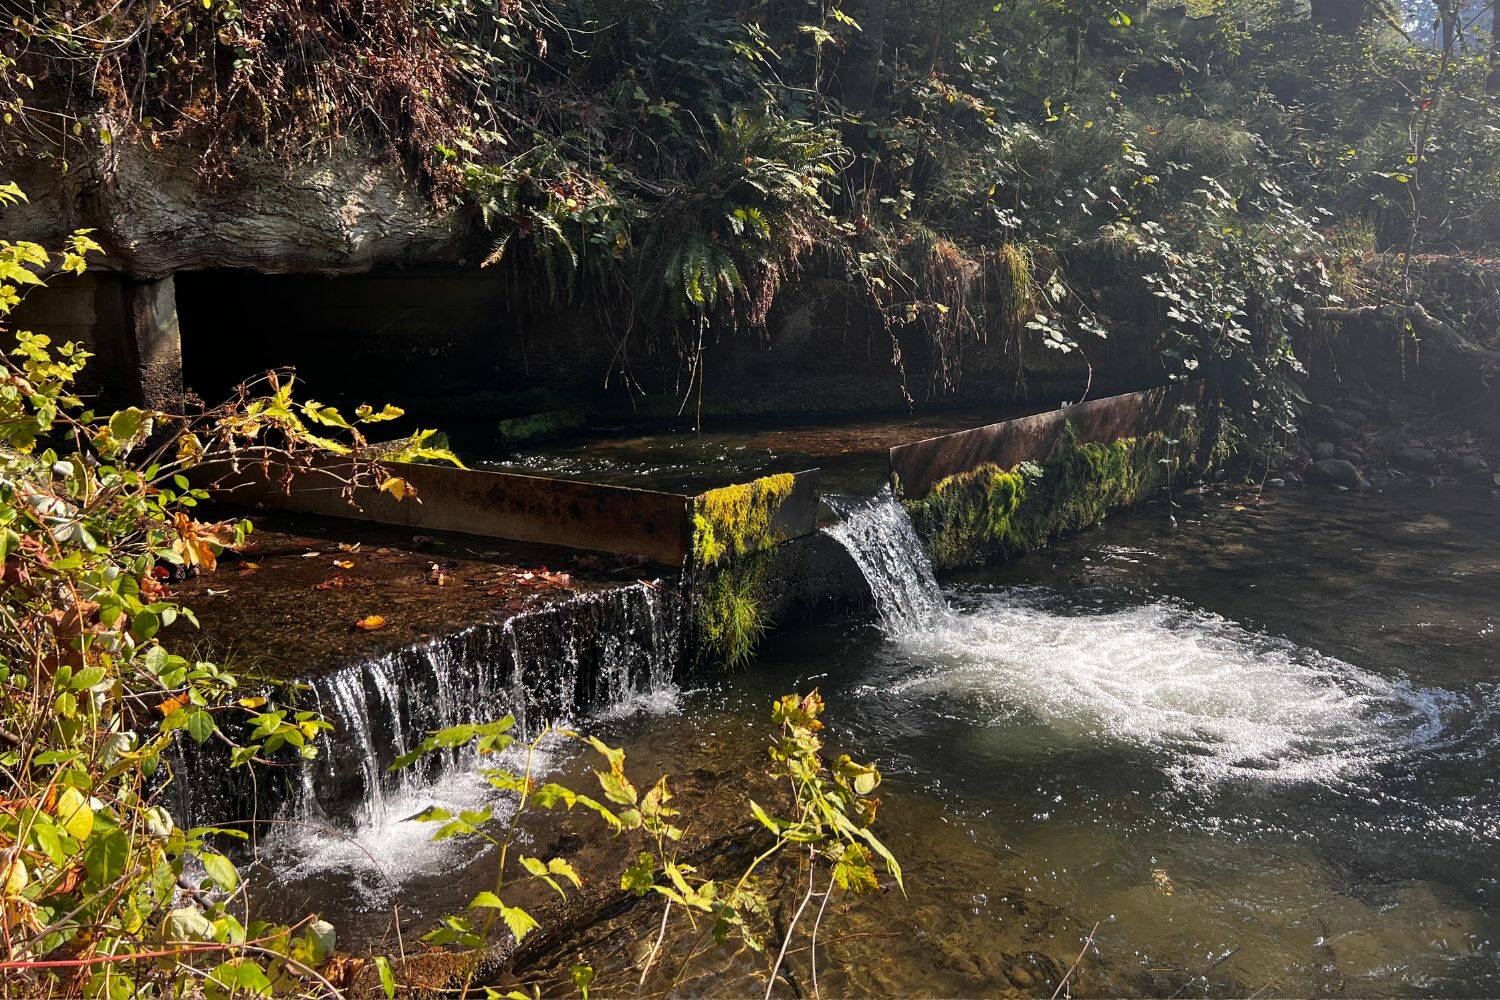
[184,708,216,745]
[201,850,239,892]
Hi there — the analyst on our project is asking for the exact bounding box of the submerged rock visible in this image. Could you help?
[1455,455,1488,474]
[1391,445,1440,473]
[1307,459,1365,490]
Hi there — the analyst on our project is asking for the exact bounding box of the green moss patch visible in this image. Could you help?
[906,412,1202,572]
[690,473,796,569]
[687,473,798,667]
[495,408,587,447]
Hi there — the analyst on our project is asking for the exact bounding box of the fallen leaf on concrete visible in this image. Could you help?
[333,559,356,570]
[354,615,388,631]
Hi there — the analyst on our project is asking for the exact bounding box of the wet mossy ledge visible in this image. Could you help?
[904,409,1205,572]
[688,474,798,667]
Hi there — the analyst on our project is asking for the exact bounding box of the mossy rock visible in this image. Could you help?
[495,408,587,447]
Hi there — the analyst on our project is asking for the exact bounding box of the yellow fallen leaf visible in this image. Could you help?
[354,615,387,631]
[333,559,355,570]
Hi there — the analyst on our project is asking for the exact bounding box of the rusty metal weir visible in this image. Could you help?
[889,381,1207,501]
[208,460,823,568]
[209,383,1202,565]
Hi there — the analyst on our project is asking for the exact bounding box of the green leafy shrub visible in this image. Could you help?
[376,690,898,997]
[0,194,457,997]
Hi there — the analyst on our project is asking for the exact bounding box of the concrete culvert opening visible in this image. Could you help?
[174,268,616,440]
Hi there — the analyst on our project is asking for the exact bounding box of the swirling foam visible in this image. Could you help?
[888,589,1453,784]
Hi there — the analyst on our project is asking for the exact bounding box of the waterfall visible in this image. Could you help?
[167,581,679,832]
[825,487,946,635]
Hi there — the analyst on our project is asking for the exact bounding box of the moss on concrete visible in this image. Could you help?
[690,473,796,569]
[906,411,1203,571]
[687,473,797,666]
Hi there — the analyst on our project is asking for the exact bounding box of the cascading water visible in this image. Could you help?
[824,487,947,635]
[168,581,679,885]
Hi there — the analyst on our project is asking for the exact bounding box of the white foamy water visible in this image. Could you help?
[825,488,946,636]
[266,685,693,894]
[266,768,500,900]
[887,590,1451,784]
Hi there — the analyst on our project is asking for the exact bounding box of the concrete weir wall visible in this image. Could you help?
[208,384,1206,595]
[891,381,1207,501]
[14,270,183,409]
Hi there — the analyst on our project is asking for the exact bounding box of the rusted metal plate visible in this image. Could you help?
[206,461,827,567]
[208,460,694,566]
[890,381,1206,500]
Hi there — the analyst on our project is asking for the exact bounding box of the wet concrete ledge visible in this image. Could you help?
[205,384,1203,567]
[172,510,676,678]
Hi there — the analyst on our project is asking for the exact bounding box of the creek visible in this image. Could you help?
[234,481,1498,995]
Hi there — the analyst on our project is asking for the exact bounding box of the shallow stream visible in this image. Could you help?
[253,482,1500,996]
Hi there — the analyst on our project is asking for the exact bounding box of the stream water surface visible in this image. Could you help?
[257,483,1500,996]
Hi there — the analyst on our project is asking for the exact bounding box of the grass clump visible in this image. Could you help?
[695,553,774,668]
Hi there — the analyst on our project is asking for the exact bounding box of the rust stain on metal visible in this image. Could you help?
[209,460,695,566]
[890,382,1206,500]
[205,461,826,568]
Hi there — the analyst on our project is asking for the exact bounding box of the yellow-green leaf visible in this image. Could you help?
[56,787,93,842]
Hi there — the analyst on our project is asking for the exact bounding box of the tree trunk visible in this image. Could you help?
[839,0,889,120]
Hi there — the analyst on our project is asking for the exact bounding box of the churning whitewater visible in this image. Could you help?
[826,494,1451,787]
